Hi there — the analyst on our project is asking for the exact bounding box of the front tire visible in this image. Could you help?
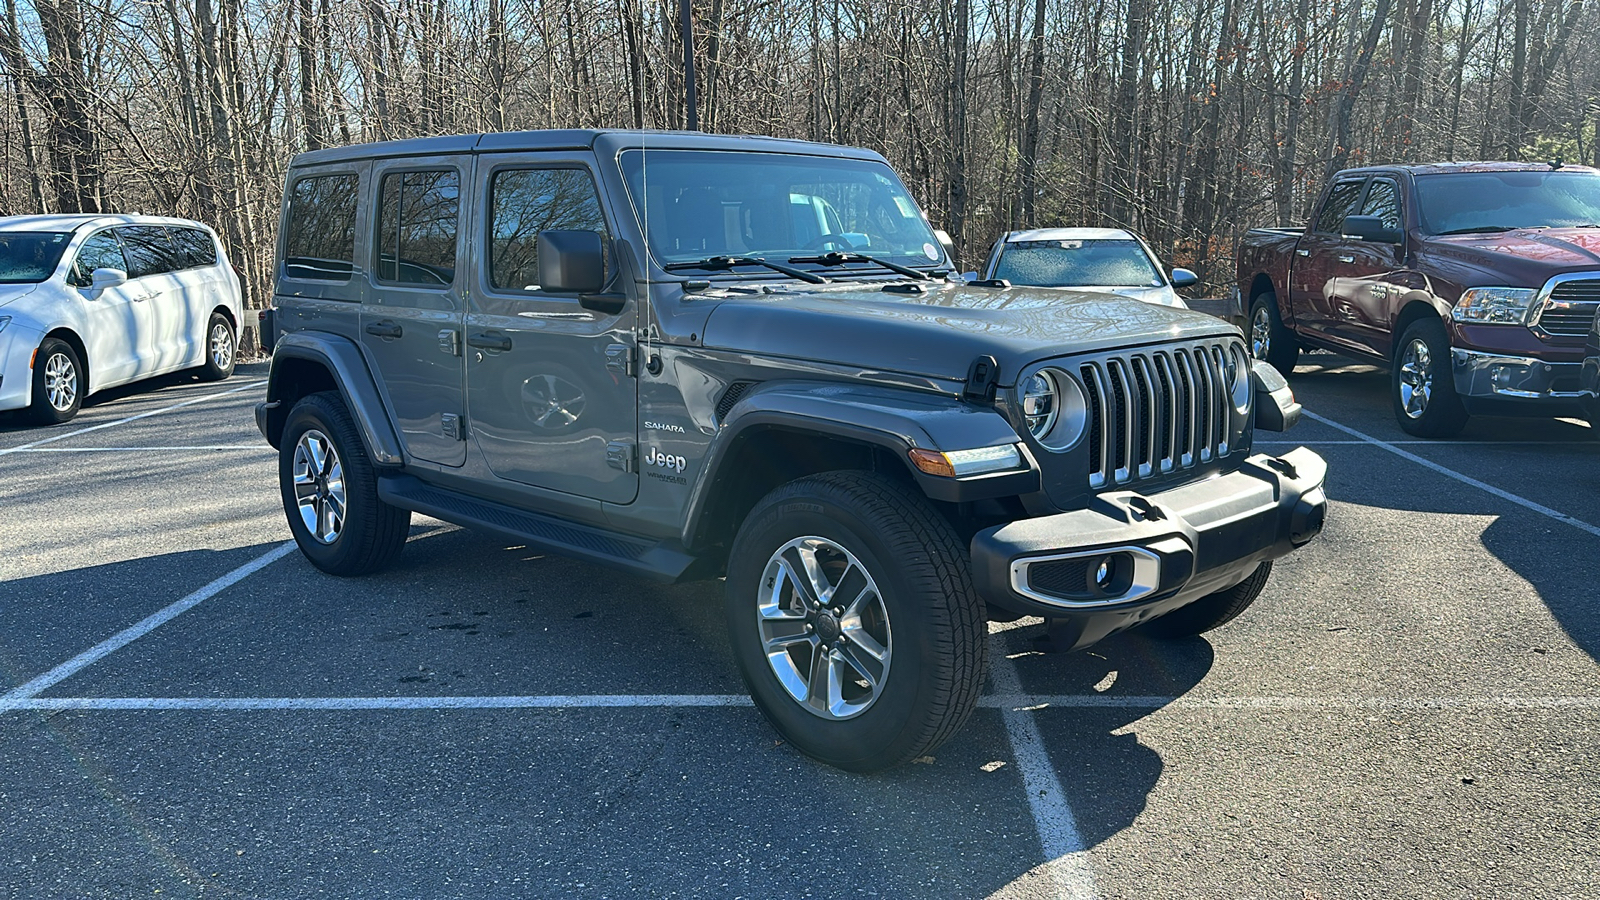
[1249,293,1300,374]
[1146,561,1272,638]
[29,337,84,424]
[725,472,987,772]
[1392,318,1468,438]
[199,312,236,381]
[279,391,410,576]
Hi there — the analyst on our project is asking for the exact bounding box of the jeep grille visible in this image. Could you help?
[1081,338,1246,489]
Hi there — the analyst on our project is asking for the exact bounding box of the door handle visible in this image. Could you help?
[1337,255,1355,264]
[466,331,512,351]
[365,320,403,338]
[1295,249,1310,257]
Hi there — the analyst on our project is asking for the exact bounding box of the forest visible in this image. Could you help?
[2,0,1595,328]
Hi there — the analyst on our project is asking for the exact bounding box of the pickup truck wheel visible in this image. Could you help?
[1146,561,1272,637]
[279,391,411,576]
[725,471,986,772]
[1392,318,1468,438]
[198,312,236,381]
[29,338,84,424]
[1249,293,1299,374]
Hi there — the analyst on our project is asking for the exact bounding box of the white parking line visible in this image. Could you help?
[5,693,1596,713]
[10,445,270,452]
[991,654,1101,900]
[1,541,297,702]
[1301,410,1600,539]
[0,380,265,457]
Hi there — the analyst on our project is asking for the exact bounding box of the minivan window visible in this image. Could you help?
[285,173,358,280]
[489,168,608,292]
[377,169,460,286]
[69,230,128,287]
[171,227,219,269]
[0,232,71,284]
[1315,180,1366,233]
[118,226,179,278]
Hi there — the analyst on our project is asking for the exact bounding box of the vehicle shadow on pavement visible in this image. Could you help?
[0,361,268,435]
[1004,629,1214,848]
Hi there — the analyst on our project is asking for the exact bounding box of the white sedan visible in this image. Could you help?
[0,214,243,423]
[976,227,1197,308]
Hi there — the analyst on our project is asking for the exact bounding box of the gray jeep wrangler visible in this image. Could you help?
[256,130,1327,772]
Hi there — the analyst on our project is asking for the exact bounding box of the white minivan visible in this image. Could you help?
[0,214,243,423]
[976,227,1198,308]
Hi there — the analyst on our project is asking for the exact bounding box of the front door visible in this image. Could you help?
[66,228,153,389]
[1326,177,1409,358]
[361,156,469,467]
[464,155,638,504]
[1290,177,1366,341]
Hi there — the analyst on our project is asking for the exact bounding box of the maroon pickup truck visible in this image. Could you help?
[1237,162,1600,437]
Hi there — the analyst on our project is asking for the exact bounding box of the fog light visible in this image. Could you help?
[1094,559,1112,589]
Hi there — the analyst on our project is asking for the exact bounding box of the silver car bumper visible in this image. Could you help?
[1451,348,1584,403]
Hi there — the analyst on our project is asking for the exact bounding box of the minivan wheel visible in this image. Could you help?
[199,312,236,381]
[1249,293,1300,374]
[279,391,410,576]
[29,338,84,424]
[1145,561,1272,638]
[1392,318,1468,438]
[725,471,986,772]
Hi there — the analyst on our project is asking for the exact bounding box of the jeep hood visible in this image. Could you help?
[699,281,1234,385]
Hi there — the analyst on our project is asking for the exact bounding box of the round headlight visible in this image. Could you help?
[1020,368,1089,450]
[1228,346,1251,413]
[1021,371,1059,440]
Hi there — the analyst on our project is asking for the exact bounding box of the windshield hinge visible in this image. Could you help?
[963,355,1000,404]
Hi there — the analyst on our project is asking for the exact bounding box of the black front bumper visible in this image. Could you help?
[971,448,1327,651]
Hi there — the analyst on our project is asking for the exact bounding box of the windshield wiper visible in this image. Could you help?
[662,255,829,284]
[787,251,932,280]
[1433,225,1528,235]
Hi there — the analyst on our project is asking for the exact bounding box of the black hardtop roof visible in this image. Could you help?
[289,129,887,168]
[1335,161,1600,178]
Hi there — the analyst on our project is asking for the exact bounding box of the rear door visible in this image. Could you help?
[115,225,188,372]
[464,153,639,504]
[361,156,469,468]
[1290,177,1366,340]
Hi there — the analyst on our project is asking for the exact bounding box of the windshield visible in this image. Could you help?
[618,150,943,271]
[1416,171,1600,234]
[993,239,1163,288]
[0,232,71,284]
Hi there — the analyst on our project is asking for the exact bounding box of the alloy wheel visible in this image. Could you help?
[756,536,892,720]
[210,322,235,371]
[43,351,77,411]
[1398,337,1432,419]
[1251,306,1272,360]
[292,429,346,544]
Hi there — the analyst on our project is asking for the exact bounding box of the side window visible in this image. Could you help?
[284,173,358,280]
[118,226,179,279]
[488,168,608,292]
[171,227,219,269]
[1315,180,1366,234]
[1361,180,1402,230]
[376,169,460,286]
[69,231,127,287]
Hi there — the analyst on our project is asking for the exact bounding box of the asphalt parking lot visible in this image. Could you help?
[1,352,1597,900]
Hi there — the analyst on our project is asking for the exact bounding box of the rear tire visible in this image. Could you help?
[279,391,410,576]
[1392,318,1468,438]
[724,471,986,772]
[199,312,236,381]
[1146,561,1272,638]
[29,337,84,424]
[1249,293,1300,374]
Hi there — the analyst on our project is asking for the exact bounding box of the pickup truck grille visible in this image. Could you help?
[1537,280,1600,337]
[1081,339,1246,490]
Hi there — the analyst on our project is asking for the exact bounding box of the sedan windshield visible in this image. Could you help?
[1416,171,1600,234]
[0,232,71,284]
[994,239,1162,288]
[618,149,943,272]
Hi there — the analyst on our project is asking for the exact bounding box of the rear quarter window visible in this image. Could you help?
[284,173,359,280]
[116,226,180,279]
[171,227,219,269]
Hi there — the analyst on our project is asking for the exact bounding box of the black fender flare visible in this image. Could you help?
[259,331,404,466]
[680,380,1038,550]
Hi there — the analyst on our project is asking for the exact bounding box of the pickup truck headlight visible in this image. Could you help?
[1020,368,1089,450]
[1452,287,1537,325]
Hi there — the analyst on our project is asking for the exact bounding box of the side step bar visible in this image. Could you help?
[377,474,711,583]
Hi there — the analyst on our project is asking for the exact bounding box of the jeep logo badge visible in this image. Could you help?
[645,446,687,473]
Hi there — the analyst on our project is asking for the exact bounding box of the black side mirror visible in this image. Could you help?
[1341,215,1404,245]
[537,230,606,294]
[1251,359,1302,432]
